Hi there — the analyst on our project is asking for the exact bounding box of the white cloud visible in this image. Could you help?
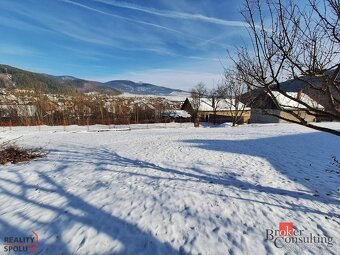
[61,0,182,35]
[94,0,248,28]
[60,0,241,52]
[93,68,224,91]
[88,56,235,91]
[0,43,39,56]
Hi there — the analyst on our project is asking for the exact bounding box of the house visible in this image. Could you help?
[245,91,323,123]
[14,89,34,94]
[0,102,37,118]
[240,71,339,123]
[278,70,340,113]
[181,97,251,124]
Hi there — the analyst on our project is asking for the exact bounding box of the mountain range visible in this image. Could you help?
[0,64,185,96]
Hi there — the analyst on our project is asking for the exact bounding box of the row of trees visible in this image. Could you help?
[190,70,249,126]
[0,93,177,126]
[192,0,339,135]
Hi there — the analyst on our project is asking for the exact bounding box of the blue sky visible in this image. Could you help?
[0,0,250,90]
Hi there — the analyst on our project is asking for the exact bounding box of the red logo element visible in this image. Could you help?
[279,222,294,236]
[28,231,38,252]
[1,230,38,253]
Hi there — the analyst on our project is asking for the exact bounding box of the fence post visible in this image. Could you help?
[108,118,111,129]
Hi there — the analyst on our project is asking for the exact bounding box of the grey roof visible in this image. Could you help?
[276,69,340,92]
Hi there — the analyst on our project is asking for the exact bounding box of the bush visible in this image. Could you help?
[0,140,46,165]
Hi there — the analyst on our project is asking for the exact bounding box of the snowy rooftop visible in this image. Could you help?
[270,91,324,110]
[189,98,250,111]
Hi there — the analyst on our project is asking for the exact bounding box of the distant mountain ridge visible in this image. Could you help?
[0,65,121,95]
[104,80,184,96]
[46,74,121,95]
[0,64,185,96]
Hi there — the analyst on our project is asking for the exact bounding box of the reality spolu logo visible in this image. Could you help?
[1,231,38,253]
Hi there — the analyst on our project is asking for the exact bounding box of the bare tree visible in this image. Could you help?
[206,84,228,125]
[236,0,340,135]
[190,82,208,119]
[223,69,251,126]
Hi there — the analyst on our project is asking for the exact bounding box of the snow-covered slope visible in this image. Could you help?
[116,91,190,102]
[104,80,186,96]
[0,123,339,254]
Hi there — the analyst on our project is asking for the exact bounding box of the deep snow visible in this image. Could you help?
[0,123,339,255]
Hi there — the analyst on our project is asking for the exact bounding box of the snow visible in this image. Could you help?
[270,91,324,110]
[0,123,339,254]
[163,110,191,118]
[187,98,250,112]
[117,93,189,102]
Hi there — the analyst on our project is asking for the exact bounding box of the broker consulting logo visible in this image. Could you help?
[1,231,38,253]
[265,222,335,253]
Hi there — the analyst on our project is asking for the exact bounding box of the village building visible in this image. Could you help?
[241,71,339,123]
[181,98,251,124]
[245,90,323,123]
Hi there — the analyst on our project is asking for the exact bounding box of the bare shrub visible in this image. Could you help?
[0,139,46,165]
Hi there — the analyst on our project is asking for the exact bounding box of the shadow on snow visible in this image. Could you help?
[0,130,339,254]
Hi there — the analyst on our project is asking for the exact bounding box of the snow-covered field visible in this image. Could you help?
[0,123,339,255]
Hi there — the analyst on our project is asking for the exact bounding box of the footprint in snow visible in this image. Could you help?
[77,237,86,251]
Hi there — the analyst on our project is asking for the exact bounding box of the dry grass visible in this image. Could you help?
[0,139,46,165]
